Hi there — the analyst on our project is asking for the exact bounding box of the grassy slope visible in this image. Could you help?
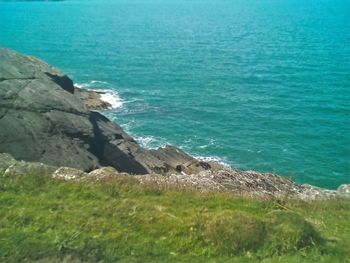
[0,174,349,263]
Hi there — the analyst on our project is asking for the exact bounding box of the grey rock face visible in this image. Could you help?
[0,48,207,174]
[0,49,102,171]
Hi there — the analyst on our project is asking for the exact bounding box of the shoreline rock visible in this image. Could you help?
[74,86,113,110]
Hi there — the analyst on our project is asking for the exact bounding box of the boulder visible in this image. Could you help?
[4,161,57,176]
[88,166,120,180]
[0,153,56,176]
[52,167,88,181]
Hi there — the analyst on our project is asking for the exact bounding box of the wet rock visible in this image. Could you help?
[74,87,112,110]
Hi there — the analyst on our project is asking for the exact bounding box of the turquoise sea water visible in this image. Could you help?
[1,0,349,189]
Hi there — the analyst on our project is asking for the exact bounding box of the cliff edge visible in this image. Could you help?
[0,48,208,175]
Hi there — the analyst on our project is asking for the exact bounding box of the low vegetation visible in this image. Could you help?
[0,173,349,262]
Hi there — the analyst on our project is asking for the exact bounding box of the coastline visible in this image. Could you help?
[71,84,350,199]
[0,47,349,200]
[75,85,232,165]
[53,86,350,200]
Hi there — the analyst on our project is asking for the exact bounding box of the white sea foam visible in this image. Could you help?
[136,135,231,167]
[134,134,230,167]
[195,155,231,167]
[91,80,109,85]
[75,81,123,109]
[137,136,155,146]
[99,91,123,109]
[75,80,111,89]
[135,135,168,149]
[74,83,85,89]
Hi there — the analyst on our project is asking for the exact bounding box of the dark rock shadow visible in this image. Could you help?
[45,72,74,94]
[89,111,149,174]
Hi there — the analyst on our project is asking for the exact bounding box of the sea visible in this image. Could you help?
[0,0,349,189]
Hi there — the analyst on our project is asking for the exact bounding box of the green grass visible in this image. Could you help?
[0,173,349,263]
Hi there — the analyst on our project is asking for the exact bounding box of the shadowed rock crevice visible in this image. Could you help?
[45,72,74,94]
[88,112,149,174]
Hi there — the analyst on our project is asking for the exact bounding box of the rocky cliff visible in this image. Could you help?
[0,48,208,175]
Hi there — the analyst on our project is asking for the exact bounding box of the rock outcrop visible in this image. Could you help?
[137,169,349,200]
[0,48,208,174]
[74,87,112,110]
[1,153,349,200]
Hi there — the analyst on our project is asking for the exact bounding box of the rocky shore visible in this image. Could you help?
[74,86,114,110]
[0,47,349,200]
